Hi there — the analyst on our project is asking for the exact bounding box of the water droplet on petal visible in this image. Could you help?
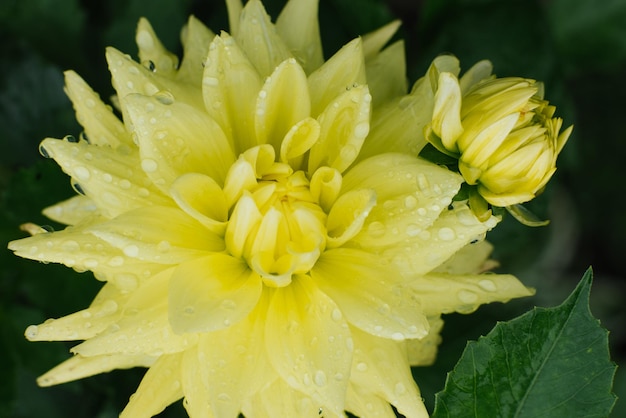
[367,221,385,237]
[74,166,91,181]
[394,382,407,395]
[141,159,158,172]
[438,227,455,241]
[123,245,139,257]
[356,362,368,372]
[478,279,497,292]
[25,325,39,339]
[331,308,342,322]
[154,91,174,105]
[391,332,404,341]
[457,289,478,304]
[314,370,327,387]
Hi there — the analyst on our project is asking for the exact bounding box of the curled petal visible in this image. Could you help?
[326,188,376,248]
[308,84,371,173]
[170,173,228,235]
[431,72,464,153]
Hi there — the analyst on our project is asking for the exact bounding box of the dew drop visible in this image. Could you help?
[356,362,368,372]
[157,240,171,253]
[141,159,158,172]
[417,207,427,216]
[62,240,80,252]
[378,303,391,315]
[314,370,327,387]
[394,382,407,395]
[405,223,421,237]
[391,332,404,341]
[221,299,237,310]
[478,279,497,292]
[108,256,125,267]
[85,98,96,108]
[65,135,78,143]
[367,221,386,238]
[331,308,342,322]
[457,289,478,304]
[39,144,50,158]
[119,179,131,189]
[416,174,429,190]
[217,393,231,402]
[354,122,369,139]
[404,195,418,209]
[102,173,113,183]
[183,306,195,315]
[154,91,174,105]
[123,245,139,257]
[126,81,135,89]
[438,227,455,241]
[74,166,91,181]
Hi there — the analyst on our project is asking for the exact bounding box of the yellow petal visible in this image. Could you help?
[265,275,352,416]
[326,188,376,248]
[251,379,322,418]
[255,58,310,151]
[42,195,98,225]
[380,203,499,276]
[346,384,397,418]
[192,295,275,418]
[106,48,202,117]
[434,240,497,275]
[177,15,216,84]
[276,0,324,74]
[136,18,179,77]
[432,72,464,152]
[365,40,407,107]
[169,254,262,333]
[279,116,321,169]
[181,346,217,418]
[406,316,443,366]
[25,283,125,342]
[308,84,371,173]
[203,33,262,154]
[64,70,131,148]
[237,0,293,78]
[124,93,236,190]
[312,248,428,340]
[349,327,429,418]
[73,269,198,356]
[8,227,165,290]
[39,138,170,218]
[459,59,493,94]
[307,38,366,116]
[120,353,184,418]
[362,19,402,60]
[170,173,228,235]
[37,353,155,387]
[345,153,462,248]
[87,206,223,264]
[226,0,243,36]
[411,272,534,315]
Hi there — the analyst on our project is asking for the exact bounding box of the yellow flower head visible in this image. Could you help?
[9,1,533,417]
[425,61,573,208]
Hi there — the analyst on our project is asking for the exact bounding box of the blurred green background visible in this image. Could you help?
[1,0,625,416]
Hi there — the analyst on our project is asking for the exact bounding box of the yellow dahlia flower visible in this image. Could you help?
[9,1,532,417]
[425,60,572,209]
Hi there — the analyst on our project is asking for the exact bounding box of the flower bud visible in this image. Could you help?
[426,66,572,208]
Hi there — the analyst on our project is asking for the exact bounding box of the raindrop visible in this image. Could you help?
[314,370,327,387]
[126,81,135,89]
[148,60,156,72]
[154,91,175,105]
[331,308,342,322]
[123,245,139,257]
[108,256,125,267]
[404,195,418,209]
[378,303,391,315]
[457,289,478,304]
[217,393,231,402]
[416,174,429,190]
[354,122,369,139]
[438,227,455,241]
[102,173,113,183]
[221,299,237,310]
[157,240,171,253]
[74,166,91,181]
[72,182,86,195]
[478,279,497,292]
[367,221,386,238]
[119,179,132,189]
[65,135,79,143]
[141,159,158,172]
[391,332,404,341]
[394,382,407,395]
[183,306,195,315]
[356,362,368,372]
[405,223,421,237]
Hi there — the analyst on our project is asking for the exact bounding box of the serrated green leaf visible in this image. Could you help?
[433,268,617,418]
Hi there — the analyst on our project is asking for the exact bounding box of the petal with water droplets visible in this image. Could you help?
[265,275,352,416]
[177,16,216,84]
[311,248,428,340]
[42,195,98,225]
[125,93,236,191]
[169,254,262,334]
[276,0,324,74]
[120,353,184,418]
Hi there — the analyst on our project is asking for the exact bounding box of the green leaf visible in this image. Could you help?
[432,268,617,418]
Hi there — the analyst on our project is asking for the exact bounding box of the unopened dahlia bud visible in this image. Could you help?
[426,66,572,210]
